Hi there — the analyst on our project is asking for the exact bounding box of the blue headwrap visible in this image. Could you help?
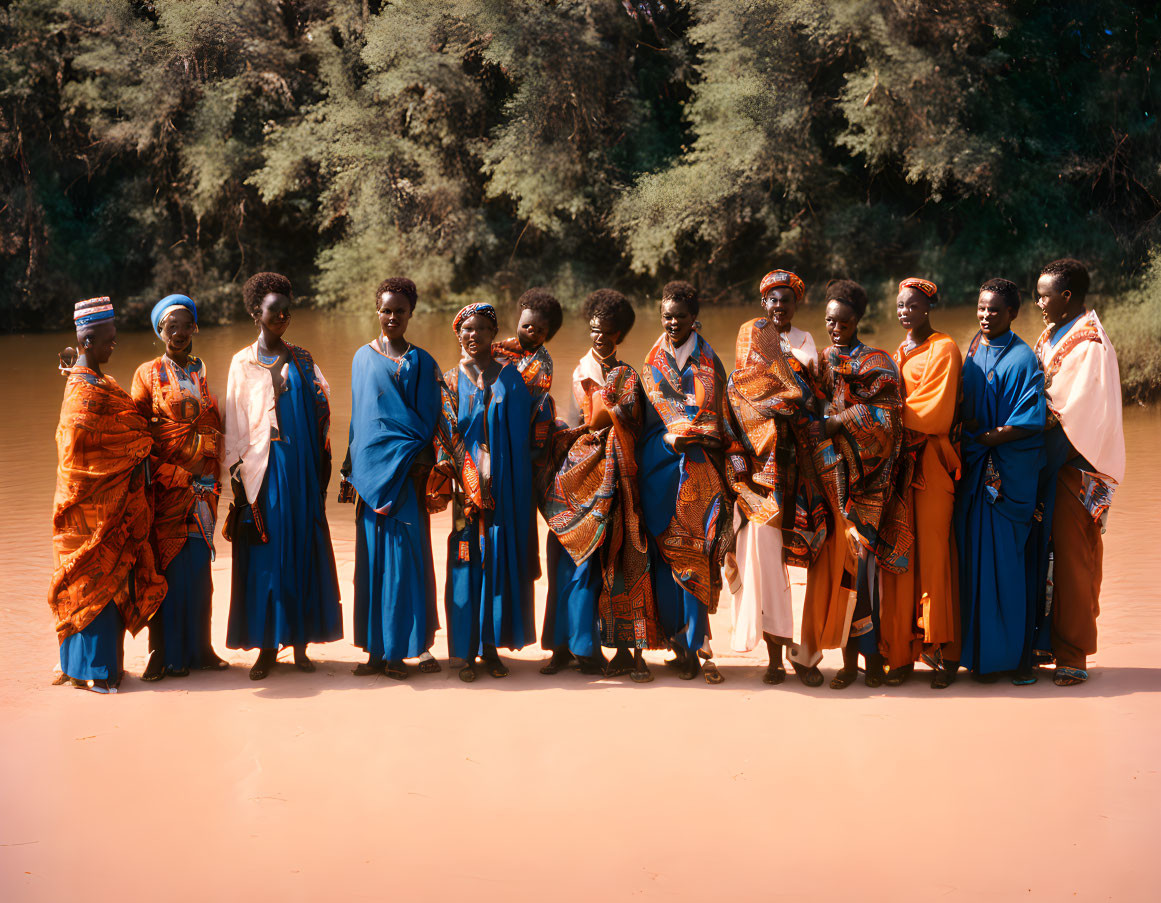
[151,294,198,338]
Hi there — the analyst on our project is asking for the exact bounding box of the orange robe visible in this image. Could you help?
[49,368,166,642]
[130,356,223,571]
[880,333,962,669]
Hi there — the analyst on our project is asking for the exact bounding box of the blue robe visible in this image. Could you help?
[227,354,343,650]
[541,533,602,657]
[348,343,441,662]
[153,534,214,669]
[59,594,125,681]
[955,331,1045,673]
[439,365,536,659]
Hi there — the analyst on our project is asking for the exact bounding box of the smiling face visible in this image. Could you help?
[377,291,412,342]
[661,298,696,347]
[824,299,859,346]
[256,292,291,339]
[1035,273,1075,329]
[458,313,498,360]
[80,321,118,365]
[517,308,550,353]
[896,286,931,333]
[590,317,622,358]
[160,308,196,358]
[762,286,798,331]
[977,290,1016,339]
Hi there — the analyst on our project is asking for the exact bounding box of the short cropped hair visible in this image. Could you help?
[980,277,1021,313]
[824,278,869,319]
[583,289,636,337]
[518,288,564,340]
[243,272,292,317]
[1040,258,1090,303]
[376,277,418,311]
[661,280,699,317]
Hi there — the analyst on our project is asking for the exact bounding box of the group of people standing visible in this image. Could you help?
[48,258,1124,694]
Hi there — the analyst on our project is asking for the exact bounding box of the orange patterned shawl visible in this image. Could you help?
[131,357,222,571]
[641,332,733,612]
[49,368,167,641]
[813,341,912,572]
[541,361,663,649]
[725,318,828,566]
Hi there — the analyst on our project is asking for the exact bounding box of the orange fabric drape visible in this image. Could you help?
[1051,466,1103,670]
[880,333,962,668]
[131,357,222,571]
[49,369,166,642]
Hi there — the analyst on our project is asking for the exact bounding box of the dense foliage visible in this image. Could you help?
[2,0,1159,335]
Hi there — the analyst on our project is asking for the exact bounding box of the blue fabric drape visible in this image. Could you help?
[444,366,535,658]
[349,344,441,661]
[955,331,1046,673]
[227,358,342,650]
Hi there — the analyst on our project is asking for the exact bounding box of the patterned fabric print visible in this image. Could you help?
[1033,312,1102,394]
[428,367,495,519]
[132,357,223,571]
[50,368,167,641]
[642,333,734,612]
[814,342,912,572]
[542,363,663,649]
[1079,469,1115,525]
[725,319,828,566]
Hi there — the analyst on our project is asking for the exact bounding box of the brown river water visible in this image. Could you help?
[1,302,1157,651]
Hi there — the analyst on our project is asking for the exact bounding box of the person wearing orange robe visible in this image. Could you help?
[789,278,909,690]
[880,278,962,689]
[132,294,227,681]
[50,298,167,693]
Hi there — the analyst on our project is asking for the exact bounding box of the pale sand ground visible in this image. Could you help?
[3,502,1159,901]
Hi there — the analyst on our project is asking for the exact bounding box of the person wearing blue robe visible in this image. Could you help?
[223,273,342,680]
[955,279,1046,680]
[341,278,442,680]
[430,303,536,682]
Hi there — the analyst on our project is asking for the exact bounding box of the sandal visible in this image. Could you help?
[539,649,572,675]
[629,666,654,683]
[1011,668,1039,686]
[458,660,477,683]
[165,666,190,678]
[762,662,787,685]
[1053,666,1088,687]
[702,661,725,684]
[884,664,913,687]
[793,663,824,688]
[385,661,409,681]
[417,656,442,674]
[353,660,386,676]
[930,668,957,690]
[249,651,275,681]
[198,651,230,671]
[829,667,858,690]
[485,658,509,679]
[577,655,605,675]
[604,650,634,677]
[141,652,166,682]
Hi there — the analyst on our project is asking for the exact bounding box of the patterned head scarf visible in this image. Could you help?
[898,277,939,299]
[74,297,114,328]
[453,302,498,334]
[760,269,805,303]
[151,294,199,338]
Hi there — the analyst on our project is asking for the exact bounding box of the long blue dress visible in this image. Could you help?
[227,352,343,650]
[60,599,125,681]
[437,364,536,659]
[955,330,1046,674]
[348,343,441,662]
